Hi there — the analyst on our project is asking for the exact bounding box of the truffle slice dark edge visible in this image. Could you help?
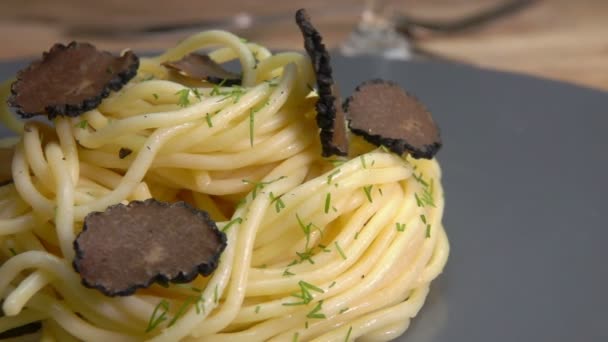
[295,8,349,157]
[73,199,227,297]
[8,42,139,119]
[344,79,442,159]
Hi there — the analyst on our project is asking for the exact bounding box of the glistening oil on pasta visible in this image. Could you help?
[0,10,448,342]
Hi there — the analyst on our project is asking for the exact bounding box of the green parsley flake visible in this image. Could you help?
[75,120,88,129]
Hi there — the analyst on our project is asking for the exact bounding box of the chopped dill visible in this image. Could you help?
[283,268,295,277]
[175,89,191,107]
[306,300,326,319]
[363,185,373,203]
[345,326,353,341]
[249,108,255,147]
[335,241,346,260]
[327,169,341,185]
[168,296,196,327]
[214,284,219,303]
[269,192,286,213]
[339,307,349,314]
[360,155,367,169]
[396,222,406,232]
[8,248,17,256]
[222,217,243,232]
[324,193,331,214]
[152,93,159,100]
[242,176,286,199]
[283,280,324,306]
[254,305,261,313]
[205,113,213,128]
[329,281,336,288]
[146,299,170,332]
[75,120,88,129]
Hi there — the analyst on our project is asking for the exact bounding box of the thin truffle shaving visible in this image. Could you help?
[73,199,227,297]
[8,42,139,119]
[295,8,348,157]
[162,53,241,86]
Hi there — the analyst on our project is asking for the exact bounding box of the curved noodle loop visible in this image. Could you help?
[0,30,448,341]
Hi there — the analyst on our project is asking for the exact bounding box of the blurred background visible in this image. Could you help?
[0,0,606,90]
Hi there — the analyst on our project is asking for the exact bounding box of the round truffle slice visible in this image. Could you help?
[295,8,348,157]
[345,80,441,159]
[8,42,139,119]
[162,53,241,86]
[73,199,227,297]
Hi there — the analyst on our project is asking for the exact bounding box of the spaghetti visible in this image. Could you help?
[0,28,448,341]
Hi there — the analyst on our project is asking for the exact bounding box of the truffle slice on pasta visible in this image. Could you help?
[8,42,139,119]
[345,79,442,159]
[73,199,227,297]
[162,53,241,86]
[295,8,349,157]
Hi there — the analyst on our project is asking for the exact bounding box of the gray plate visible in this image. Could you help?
[1,56,607,341]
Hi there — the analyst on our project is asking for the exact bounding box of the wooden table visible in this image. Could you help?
[0,0,606,91]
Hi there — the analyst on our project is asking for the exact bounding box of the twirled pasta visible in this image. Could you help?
[0,30,448,341]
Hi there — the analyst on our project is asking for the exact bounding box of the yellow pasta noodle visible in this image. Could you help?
[0,29,448,341]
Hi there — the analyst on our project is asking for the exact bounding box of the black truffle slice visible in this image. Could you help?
[8,42,139,119]
[162,53,241,86]
[73,199,227,297]
[344,80,441,159]
[295,8,348,157]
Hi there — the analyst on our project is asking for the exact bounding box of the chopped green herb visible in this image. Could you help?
[378,188,383,196]
[146,299,170,332]
[152,93,159,100]
[192,88,202,100]
[210,79,227,96]
[354,230,361,240]
[292,332,299,342]
[305,321,309,329]
[363,185,373,203]
[324,193,331,214]
[240,37,248,43]
[360,155,367,169]
[254,305,261,313]
[75,120,88,129]
[296,213,313,249]
[380,145,390,153]
[420,179,436,207]
[249,108,255,147]
[327,169,341,185]
[259,264,267,269]
[283,280,324,306]
[283,268,295,277]
[222,217,243,232]
[345,326,353,341]
[242,176,286,199]
[194,295,205,314]
[426,224,431,238]
[329,281,336,289]
[205,113,213,128]
[168,296,196,327]
[335,241,346,260]
[175,89,191,107]
[213,284,219,304]
[296,250,315,264]
[328,159,346,167]
[219,85,245,103]
[420,214,427,224]
[339,307,349,314]
[8,247,17,256]
[396,222,406,232]
[269,192,286,213]
[287,259,299,267]
[412,172,429,187]
[142,74,155,81]
[414,193,423,207]
[317,244,331,253]
[306,300,326,319]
